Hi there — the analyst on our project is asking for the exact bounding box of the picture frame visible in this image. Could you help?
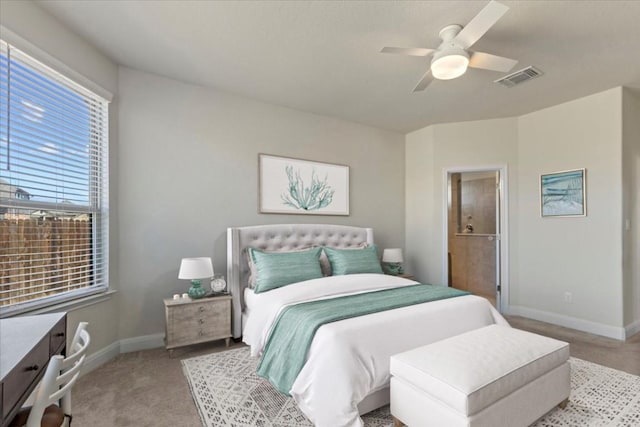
[259,154,350,215]
[540,168,586,217]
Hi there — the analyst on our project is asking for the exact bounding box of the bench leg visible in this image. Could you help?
[393,416,405,427]
[558,398,569,409]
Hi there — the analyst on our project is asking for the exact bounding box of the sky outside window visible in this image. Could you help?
[1,50,92,207]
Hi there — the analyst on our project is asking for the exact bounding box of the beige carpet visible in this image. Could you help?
[70,317,639,426]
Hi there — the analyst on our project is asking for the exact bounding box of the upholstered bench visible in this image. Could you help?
[390,325,570,427]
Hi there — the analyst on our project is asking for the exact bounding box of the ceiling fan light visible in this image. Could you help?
[431,49,470,80]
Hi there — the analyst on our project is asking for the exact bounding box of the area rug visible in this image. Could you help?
[182,347,640,427]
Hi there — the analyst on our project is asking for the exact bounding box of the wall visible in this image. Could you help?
[405,126,436,284]
[516,88,623,331]
[406,87,627,338]
[117,67,405,339]
[622,89,640,334]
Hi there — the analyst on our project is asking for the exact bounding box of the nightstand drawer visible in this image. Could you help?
[170,301,220,320]
[167,326,206,347]
[168,323,227,343]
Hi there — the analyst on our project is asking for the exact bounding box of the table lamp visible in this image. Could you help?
[382,248,404,275]
[178,257,213,299]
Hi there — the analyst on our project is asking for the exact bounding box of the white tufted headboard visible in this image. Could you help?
[227,224,374,338]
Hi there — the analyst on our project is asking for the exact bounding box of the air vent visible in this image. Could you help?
[494,66,543,88]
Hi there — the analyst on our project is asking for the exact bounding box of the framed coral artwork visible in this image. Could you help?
[258,154,349,215]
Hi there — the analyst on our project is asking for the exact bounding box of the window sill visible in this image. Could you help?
[0,289,117,318]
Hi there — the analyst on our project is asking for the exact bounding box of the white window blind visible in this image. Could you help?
[0,39,109,312]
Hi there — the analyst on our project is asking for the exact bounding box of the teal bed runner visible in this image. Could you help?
[256,284,470,395]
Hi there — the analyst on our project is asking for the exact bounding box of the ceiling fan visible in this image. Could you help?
[381,0,518,92]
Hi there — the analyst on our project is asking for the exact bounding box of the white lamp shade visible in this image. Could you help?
[382,248,403,263]
[178,257,214,280]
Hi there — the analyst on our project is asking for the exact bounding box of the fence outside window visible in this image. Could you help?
[0,216,92,306]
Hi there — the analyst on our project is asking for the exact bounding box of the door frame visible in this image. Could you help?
[442,165,509,313]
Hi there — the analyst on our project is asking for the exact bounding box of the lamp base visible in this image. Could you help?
[383,262,404,276]
[188,280,207,299]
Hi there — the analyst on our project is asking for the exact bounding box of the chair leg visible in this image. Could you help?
[393,416,405,427]
[61,413,73,426]
[558,398,569,409]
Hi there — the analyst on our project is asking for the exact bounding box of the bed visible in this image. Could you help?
[227,224,508,427]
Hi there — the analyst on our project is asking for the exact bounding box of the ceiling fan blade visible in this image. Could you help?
[413,69,433,92]
[453,0,509,49]
[380,47,435,57]
[469,51,518,72]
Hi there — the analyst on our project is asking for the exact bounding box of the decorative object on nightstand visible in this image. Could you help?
[164,294,232,356]
[178,257,213,299]
[210,274,227,293]
[382,248,404,275]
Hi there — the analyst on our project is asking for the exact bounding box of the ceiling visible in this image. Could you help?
[35,0,640,133]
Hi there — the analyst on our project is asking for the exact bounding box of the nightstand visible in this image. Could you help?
[163,295,232,356]
[397,273,416,281]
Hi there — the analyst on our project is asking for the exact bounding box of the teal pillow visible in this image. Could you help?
[249,247,323,293]
[323,245,384,275]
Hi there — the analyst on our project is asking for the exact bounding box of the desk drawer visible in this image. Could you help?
[49,316,67,354]
[2,337,48,418]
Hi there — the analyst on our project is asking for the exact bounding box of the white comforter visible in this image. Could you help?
[243,273,508,427]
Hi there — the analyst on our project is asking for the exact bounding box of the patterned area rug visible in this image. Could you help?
[182,347,640,427]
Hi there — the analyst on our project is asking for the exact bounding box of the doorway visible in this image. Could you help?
[443,166,508,312]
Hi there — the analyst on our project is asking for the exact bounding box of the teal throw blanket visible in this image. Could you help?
[257,284,470,395]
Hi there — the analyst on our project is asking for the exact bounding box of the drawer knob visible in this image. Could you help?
[199,319,205,324]
[25,365,39,372]
[55,332,65,337]
[199,307,205,312]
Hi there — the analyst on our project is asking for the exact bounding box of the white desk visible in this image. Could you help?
[0,313,67,427]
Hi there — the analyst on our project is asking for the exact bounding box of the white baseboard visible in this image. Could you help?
[625,319,640,339]
[120,333,165,353]
[82,340,120,375]
[509,305,626,341]
[80,333,165,376]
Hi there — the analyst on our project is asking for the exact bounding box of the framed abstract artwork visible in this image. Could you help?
[540,168,586,217]
[259,154,349,215]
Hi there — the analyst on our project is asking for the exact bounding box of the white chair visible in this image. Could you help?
[10,322,90,427]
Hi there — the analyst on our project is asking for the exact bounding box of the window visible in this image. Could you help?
[0,39,109,314]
